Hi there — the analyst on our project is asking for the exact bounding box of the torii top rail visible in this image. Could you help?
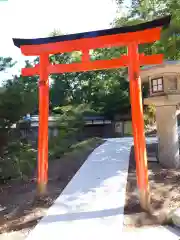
[13,15,170,209]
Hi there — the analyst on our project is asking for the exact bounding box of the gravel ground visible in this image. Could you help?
[123,143,180,229]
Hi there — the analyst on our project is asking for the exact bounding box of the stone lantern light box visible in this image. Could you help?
[141,61,180,169]
[145,72,180,106]
[150,74,180,95]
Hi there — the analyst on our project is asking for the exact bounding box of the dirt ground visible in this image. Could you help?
[0,138,104,237]
[123,143,180,228]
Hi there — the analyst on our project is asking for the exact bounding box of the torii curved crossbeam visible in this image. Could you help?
[13,15,171,210]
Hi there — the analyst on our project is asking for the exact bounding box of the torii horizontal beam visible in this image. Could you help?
[22,54,163,76]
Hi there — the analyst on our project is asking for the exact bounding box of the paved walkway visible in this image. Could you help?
[26,138,180,240]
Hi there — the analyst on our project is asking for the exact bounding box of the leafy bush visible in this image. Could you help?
[0,101,100,181]
[0,141,37,181]
[0,72,38,181]
[49,104,88,159]
[0,76,37,157]
[144,105,156,128]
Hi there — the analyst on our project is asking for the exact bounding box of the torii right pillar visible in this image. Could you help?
[128,42,149,210]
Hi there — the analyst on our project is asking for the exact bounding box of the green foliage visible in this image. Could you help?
[0,141,37,181]
[0,59,37,161]
[89,70,130,119]
[50,64,130,119]
[0,58,38,181]
[47,31,131,118]
[0,59,38,131]
[0,57,16,72]
[49,104,88,159]
[0,77,37,130]
[114,0,180,61]
[0,58,38,134]
[49,29,62,37]
[113,0,180,127]
[144,105,156,127]
[130,0,166,20]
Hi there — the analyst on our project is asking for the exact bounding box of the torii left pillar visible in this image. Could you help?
[38,54,49,193]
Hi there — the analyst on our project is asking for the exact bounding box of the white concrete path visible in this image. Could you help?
[26,138,131,240]
[26,138,180,240]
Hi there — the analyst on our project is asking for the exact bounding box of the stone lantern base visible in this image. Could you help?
[155,105,180,168]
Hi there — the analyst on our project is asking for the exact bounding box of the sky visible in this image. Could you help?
[0,0,130,79]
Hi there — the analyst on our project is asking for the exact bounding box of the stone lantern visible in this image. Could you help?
[141,61,180,168]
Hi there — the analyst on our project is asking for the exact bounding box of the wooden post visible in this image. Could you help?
[128,42,150,211]
[38,53,49,195]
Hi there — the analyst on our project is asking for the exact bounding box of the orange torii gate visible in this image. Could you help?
[13,15,170,210]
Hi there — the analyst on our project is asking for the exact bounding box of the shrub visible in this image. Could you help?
[49,104,87,159]
[0,141,37,181]
[144,105,156,128]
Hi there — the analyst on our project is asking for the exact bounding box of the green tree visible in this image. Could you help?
[48,28,130,118]
[0,58,38,153]
[0,57,16,72]
[49,45,130,118]
[0,76,37,131]
[117,0,180,60]
[130,0,166,20]
[0,58,38,180]
[49,104,91,158]
[113,0,180,126]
